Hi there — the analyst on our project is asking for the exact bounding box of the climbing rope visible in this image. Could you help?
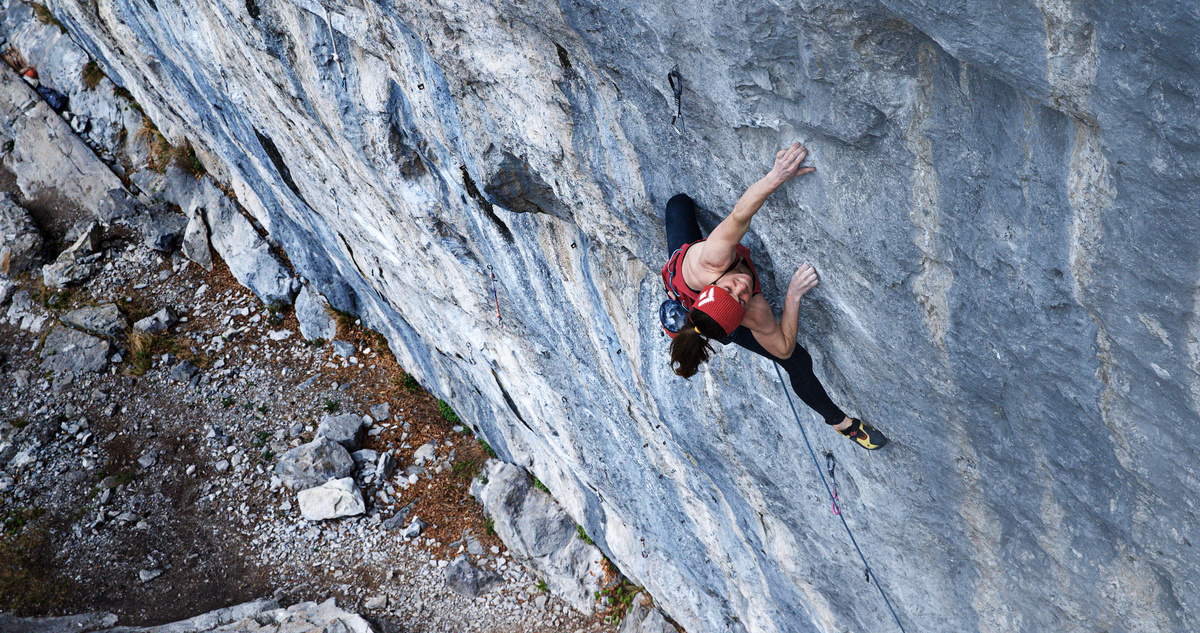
[668,65,684,134]
[487,265,504,328]
[772,364,907,633]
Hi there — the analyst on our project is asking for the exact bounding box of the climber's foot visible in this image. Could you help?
[838,419,888,450]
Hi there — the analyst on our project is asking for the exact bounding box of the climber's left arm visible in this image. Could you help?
[696,143,814,273]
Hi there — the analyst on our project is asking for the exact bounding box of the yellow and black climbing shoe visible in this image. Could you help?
[839,419,888,450]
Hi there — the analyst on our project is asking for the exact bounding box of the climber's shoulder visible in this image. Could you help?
[681,240,737,288]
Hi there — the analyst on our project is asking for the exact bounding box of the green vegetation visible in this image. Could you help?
[537,579,548,593]
[451,458,479,481]
[40,288,71,311]
[399,372,422,392]
[303,337,326,348]
[81,59,103,90]
[599,578,643,620]
[259,450,274,464]
[170,140,205,177]
[221,396,235,408]
[576,525,593,545]
[478,439,496,458]
[322,399,340,413]
[437,399,459,423]
[2,508,43,537]
[484,516,495,535]
[532,477,550,494]
[257,404,269,414]
[251,431,269,446]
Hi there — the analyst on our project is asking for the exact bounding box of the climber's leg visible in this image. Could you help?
[665,194,702,257]
[726,327,846,426]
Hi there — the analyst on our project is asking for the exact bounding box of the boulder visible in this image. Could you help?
[0,194,42,277]
[443,555,502,598]
[133,307,178,334]
[42,223,103,288]
[168,360,198,383]
[61,303,126,340]
[471,460,606,613]
[0,279,15,306]
[39,326,110,374]
[331,340,356,358]
[316,413,366,451]
[297,477,365,521]
[295,285,337,341]
[618,593,677,633]
[135,204,187,252]
[369,402,390,422]
[181,205,212,270]
[274,436,354,490]
[200,182,296,307]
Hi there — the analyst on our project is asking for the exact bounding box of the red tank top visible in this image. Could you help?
[661,239,762,309]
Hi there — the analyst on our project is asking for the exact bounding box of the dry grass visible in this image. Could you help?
[134,115,172,172]
[168,139,205,178]
[31,2,68,33]
[81,59,103,90]
[1,49,28,73]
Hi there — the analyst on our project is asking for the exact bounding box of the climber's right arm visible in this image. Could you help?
[691,143,815,276]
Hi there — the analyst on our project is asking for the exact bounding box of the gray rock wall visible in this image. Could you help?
[8,0,1198,631]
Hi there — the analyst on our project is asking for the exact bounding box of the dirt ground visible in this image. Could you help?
[0,190,623,632]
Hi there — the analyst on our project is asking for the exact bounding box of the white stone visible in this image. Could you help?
[297,477,365,521]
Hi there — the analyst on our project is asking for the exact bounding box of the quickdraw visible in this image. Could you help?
[488,265,504,328]
[668,65,684,134]
[826,452,841,516]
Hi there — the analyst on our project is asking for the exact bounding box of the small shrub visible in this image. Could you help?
[81,60,103,90]
[484,517,495,535]
[134,115,171,172]
[399,373,421,392]
[576,525,593,545]
[221,396,235,408]
[126,330,165,376]
[259,450,274,464]
[478,439,496,458]
[437,399,459,424]
[10,418,29,429]
[599,579,643,620]
[303,337,326,348]
[451,459,478,481]
[322,399,340,413]
[537,579,548,593]
[169,139,205,177]
[251,431,269,446]
[532,477,549,494]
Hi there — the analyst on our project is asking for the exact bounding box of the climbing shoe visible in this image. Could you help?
[838,419,888,450]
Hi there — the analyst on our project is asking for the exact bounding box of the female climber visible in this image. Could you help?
[659,143,888,450]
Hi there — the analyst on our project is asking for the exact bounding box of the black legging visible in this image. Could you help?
[665,193,848,426]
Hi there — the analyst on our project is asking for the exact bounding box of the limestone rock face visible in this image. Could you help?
[297,477,366,521]
[20,0,1200,631]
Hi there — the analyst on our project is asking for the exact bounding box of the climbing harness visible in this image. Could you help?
[487,265,504,328]
[825,452,841,516]
[772,364,907,633]
[668,65,684,134]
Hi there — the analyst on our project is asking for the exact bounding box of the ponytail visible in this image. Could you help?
[669,309,728,378]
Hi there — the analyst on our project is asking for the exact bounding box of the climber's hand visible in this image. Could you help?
[768,143,815,185]
[787,263,819,301]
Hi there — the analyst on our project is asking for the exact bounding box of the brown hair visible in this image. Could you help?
[669,309,728,378]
